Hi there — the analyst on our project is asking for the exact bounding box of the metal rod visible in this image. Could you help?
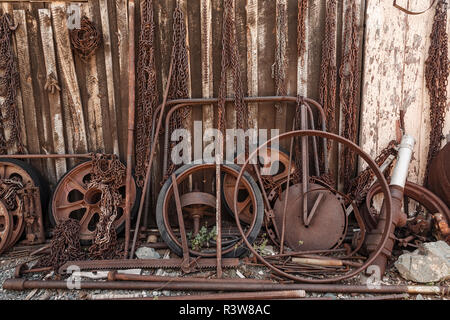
[0,154,91,159]
[4,279,449,295]
[124,0,136,259]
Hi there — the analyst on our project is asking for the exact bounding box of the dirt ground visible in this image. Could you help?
[0,243,448,301]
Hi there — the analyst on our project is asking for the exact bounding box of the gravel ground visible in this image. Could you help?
[0,246,448,300]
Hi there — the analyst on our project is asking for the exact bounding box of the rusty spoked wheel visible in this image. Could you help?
[156,163,264,258]
[0,159,47,250]
[50,160,139,242]
[0,201,12,255]
[233,130,393,283]
[222,147,295,224]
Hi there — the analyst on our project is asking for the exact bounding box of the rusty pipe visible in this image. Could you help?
[0,154,91,159]
[108,271,274,284]
[4,278,449,295]
[365,135,415,276]
[124,0,136,259]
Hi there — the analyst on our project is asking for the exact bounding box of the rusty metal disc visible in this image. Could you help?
[50,161,138,241]
[427,142,450,207]
[4,193,24,250]
[273,183,347,251]
[0,201,12,255]
[222,147,295,224]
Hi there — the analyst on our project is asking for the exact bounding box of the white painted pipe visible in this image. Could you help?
[389,135,415,188]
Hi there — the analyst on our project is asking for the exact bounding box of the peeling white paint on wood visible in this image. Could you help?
[246,0,258,131]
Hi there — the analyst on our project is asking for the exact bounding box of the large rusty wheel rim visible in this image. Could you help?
[0,201,12,254]
[223,147,294,224]
[233,130,393,283]
[51,161,137,241]
[162,164,259,257]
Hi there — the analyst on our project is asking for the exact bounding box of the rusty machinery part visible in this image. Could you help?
[36,218,85,271]
[362,181,450,245]
[0,13,23,154]
[0,159,47,248]
[427,141,450,207]
[49,159,140,242]
[347,140,398,206]
[272,183,347,251]
[0,201,12,255]
[297,0,308,60]
[165,3,191,179]
[233,130,393,283]
[69,16,101,63]
[156,163,264,258]
[135,0,159,188]
[222,147,295,225]
[339,0,361,192]
[424,0,448,184]
[58,257,240,274]
[319,0,337,138]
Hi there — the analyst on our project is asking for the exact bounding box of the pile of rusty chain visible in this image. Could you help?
[135,0,158,188]
[273,2,287,113]
[319,0,337,138]
[424,0,448,184]
[297,0,308,61]
[347,140,398,205]
[339,0,360,192]
[36,219,85,271]
[0,13,23,154]
[0,177,23,210]
[88,154,125,260]
[69,16,101,63]
[219,0,247,135]
[165,3,190,180]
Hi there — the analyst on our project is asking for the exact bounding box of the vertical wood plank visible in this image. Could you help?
[38,8,67,180]
[51,2,88,154]
[246,0,258,132]
[99,0,119,155]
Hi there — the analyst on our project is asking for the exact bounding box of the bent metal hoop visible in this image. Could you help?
[233,130,393,283]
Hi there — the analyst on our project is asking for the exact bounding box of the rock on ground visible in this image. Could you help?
[395,241,450,283]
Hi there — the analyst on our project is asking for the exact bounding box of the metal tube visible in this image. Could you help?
[390,135,415,187]
[124,0,136,259]
[4,278,449,295]
[0,154,91,159]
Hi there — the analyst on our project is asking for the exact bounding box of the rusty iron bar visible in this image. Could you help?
[4,278,449,295]
[0,154,91,159]
[107,271,274,284]
[171,173,191,273]
[124,0,136,259]
[233,130,393,283]
[106,290,306,300]
[129,47,175,260]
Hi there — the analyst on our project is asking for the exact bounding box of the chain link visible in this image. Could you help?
[0,13,23,154]
[69,16,101,63]
[135,0,159,187]
[424,0,448,184]
[297,0,308,61]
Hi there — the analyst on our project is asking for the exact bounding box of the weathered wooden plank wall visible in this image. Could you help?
[360,0,450,185]
[0,0,447,205]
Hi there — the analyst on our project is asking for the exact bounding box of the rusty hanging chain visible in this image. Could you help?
[424,0,448,185]
[219,0,247,135]
[69,16,101,63]
[297,0,308,61]
[88,153,126,260]
[0,177,23,210]
[165,3,191,180]
[273,2,287,113]
[36,219,85,271]
[347,140,398,205]
[135,0,159,188]
[319,0,337,138]
[0,13,23,154]
[339,0,360,192]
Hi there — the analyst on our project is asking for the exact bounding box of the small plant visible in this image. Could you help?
[188,224,217,251]
[253,233,268,254]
